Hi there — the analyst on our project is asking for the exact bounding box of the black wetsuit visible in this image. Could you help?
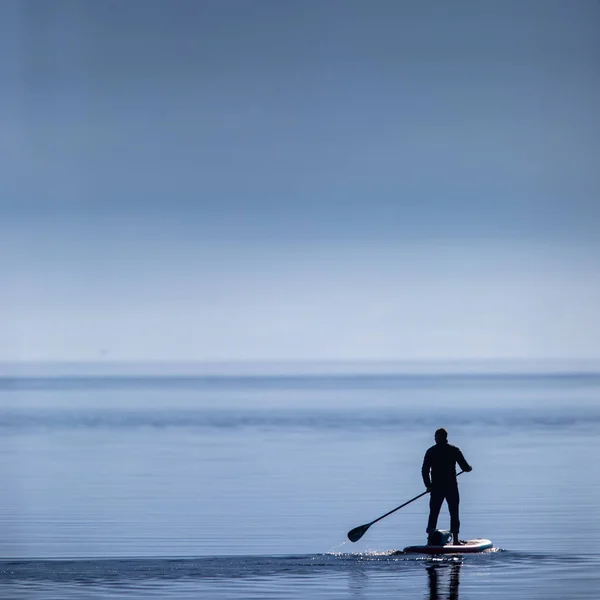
[421,441,472,535]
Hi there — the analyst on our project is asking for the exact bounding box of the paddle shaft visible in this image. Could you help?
[367,470,465,528]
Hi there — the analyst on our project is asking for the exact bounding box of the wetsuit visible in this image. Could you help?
[421,441,472,535]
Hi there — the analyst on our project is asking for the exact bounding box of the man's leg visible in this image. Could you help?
[427,489,445,537]
[446,486,461,544]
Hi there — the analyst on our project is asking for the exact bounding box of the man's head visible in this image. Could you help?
[434,428,448,444]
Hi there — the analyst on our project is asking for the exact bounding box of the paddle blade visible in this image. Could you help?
[347,523,371,543]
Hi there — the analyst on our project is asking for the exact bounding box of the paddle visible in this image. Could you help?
[347,471,464,543]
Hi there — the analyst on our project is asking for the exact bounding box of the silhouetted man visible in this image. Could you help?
[422,428,472,545]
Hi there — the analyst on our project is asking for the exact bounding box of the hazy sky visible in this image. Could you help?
[2,1,599,361]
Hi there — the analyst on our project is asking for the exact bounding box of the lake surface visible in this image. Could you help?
[1,362,599,598]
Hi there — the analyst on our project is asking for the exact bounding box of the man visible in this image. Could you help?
[422,428,472,545]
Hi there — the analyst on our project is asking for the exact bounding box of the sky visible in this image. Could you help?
[1,0,599,362]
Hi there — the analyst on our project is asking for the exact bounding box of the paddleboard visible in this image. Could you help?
[402,538,493,554]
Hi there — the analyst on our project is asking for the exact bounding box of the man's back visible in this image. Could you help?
[422,442,471,488]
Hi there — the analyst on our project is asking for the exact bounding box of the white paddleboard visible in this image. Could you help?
[402,538,493,554]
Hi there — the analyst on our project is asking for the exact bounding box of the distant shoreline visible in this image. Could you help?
[1,359,599,379]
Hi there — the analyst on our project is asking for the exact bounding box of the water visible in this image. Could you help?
[1,362,599,598]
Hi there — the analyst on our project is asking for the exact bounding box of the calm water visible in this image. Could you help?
[1,363,599,598]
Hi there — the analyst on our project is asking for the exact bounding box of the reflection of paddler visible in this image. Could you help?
[427,563,461,600]
[449,563,461,600]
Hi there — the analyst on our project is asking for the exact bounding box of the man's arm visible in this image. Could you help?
[456,448,473,472]
[422,449,432,488]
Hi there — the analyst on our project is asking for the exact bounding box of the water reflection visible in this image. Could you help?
[427,563,461,600]
[347,565,368,598]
